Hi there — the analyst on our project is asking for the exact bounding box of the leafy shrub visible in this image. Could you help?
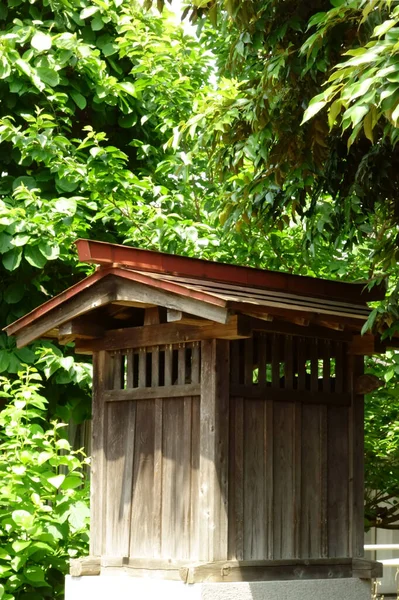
[0,368,90,600]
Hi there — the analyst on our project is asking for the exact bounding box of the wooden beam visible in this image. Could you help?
[59,318,105,341]
[75,315,251,353]
[230,385,351,406]
[167,309,208,325]
[70,556,101,577]
[14,279,117,348]
[349,334,399,355]
[144,307,161,325]
[199,340,230,562]
[245,315,352,341]
[104,383,201,402]
[231,302,365,331]
[178,558,382,584]
[115,278,229,324]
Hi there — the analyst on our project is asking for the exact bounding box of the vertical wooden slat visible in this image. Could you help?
[112,351,123,390]
[164,345,172,386]
[199,339,230,561]
[258,334,267,389]
[138,349,146,387]
[178,346,186,385]
[161,399,182,558]
[152,347,159,387]
[273,401,295,559]
[228,336,241,559]
[293,401,302,558]
[284,335,294,390]
[310,339,319,392]
[297,337,306,391]
[191,343,200,384]
[244,338,253,386]
[105,399,135,556]
[335,341,344,393]
[327,405,350,557]
[265,398,274,559]
[153,379,163,557]
[190,397,200,559]
[182,397,192,559]
[228,395,244,560]
[320,404,328,559]
[126,349,134,388]
[243,399,266,559]
[300,404,327,558]
[271,334,280,388]
[90,350,111,556]
[323,340,331,393]
[129,400,156,558]
[349,354,365,558]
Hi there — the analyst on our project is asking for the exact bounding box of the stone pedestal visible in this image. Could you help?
[65,575,372,600]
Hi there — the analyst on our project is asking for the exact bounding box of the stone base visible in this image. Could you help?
[65,575,372,600]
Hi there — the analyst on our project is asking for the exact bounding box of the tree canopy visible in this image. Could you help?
[0,0,399,550]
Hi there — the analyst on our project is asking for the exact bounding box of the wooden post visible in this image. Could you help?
[199,339,230,561]
[349,354,365,558]
[90,350,111,556]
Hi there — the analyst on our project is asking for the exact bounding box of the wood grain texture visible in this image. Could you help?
[129,400,156,558]
[327,405,350,558]
[243,399,266,559]
[104,399,135,556]
[90,350,111,556]
[349,355,365,558]
[199,339,230,561]
[273,401,295,559]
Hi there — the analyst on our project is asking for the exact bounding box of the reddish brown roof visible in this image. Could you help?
[5,239,384,342]
[76,239,385,304]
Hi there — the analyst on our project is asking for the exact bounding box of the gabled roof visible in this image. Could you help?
[4,239,385,349]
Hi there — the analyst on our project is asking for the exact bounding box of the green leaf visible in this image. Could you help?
[3,249,22,271]
[31,32,52,52]
[39,242,59,260]
[47,474,65,489]
[80,6,100,19]
[118,81,137,97]
[0,350,10,373]
[91,15,104,31]
[0,583,4,599]
[301,101,327,124]
[36,67,59,88]
[70,91,87,110]
[24,246,47,269]
[4,283,25,304]
[12,510,35,529]
[373,20,397,38]
[24,566,46,583]
[12,540,31,553]
[60,475,82,490]
[54,197,77,214]
[12,176,36,191]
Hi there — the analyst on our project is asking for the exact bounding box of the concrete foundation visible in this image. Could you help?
[65,575,372,600]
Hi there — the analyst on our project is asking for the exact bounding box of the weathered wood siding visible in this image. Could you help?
[91,343,201,560]
[91,331,364,564]
[228,333,362,561]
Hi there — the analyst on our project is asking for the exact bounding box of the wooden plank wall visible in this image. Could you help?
[93,342,201,560]
[91,332,363,564]
[228,333,358,561]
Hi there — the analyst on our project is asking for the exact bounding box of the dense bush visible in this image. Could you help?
[0,368,90,600]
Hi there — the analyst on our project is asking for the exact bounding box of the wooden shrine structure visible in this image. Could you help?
[5,239,389,585]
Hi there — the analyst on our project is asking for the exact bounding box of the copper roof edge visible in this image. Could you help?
[75,239,386,304]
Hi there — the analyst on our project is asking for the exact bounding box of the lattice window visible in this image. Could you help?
[230,333,347,393]
[108,342,201,390]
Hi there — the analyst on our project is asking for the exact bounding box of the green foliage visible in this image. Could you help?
[0,368,90,599]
